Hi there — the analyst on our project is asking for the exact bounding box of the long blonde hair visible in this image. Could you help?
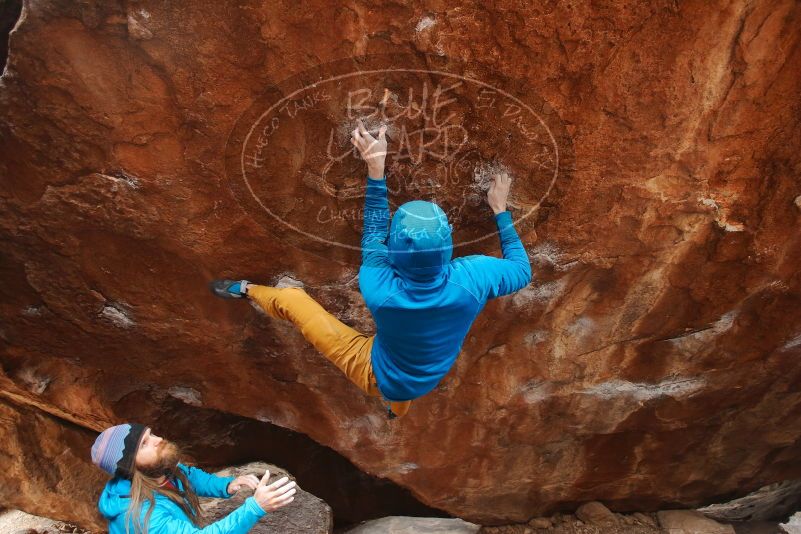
[125,467,204,534]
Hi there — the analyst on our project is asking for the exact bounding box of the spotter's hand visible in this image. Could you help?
[254,469,297,513]
[226,474,260,495]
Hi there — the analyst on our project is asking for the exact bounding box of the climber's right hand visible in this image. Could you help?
[351,118,388,180]
[253,469,297,512]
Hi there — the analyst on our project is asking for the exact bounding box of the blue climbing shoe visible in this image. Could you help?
[210,279,250,299]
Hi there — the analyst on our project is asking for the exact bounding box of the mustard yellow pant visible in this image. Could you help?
[247,285,411,418]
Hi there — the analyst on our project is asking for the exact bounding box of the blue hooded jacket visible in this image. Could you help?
[359,177,532,402]
[98,463,265,534]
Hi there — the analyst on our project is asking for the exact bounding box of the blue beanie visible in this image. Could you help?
[388,200,453,281]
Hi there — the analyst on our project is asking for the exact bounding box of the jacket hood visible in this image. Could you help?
[388,200,453,282]
[98,477,132,520]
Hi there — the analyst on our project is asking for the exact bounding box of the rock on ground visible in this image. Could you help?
[345,516,480,533]
[0,509,88,534]
[657,510,735,533]
[204,462,333,534]
[575,502,618,526]
[782,512,801,534]
[699,480,801,522]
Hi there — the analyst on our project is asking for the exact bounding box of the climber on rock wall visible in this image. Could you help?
[92,423,296,533]
[211,119,532,418]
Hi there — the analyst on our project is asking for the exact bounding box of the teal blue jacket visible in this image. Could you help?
[98,464,266,533]
[359,177,532,401]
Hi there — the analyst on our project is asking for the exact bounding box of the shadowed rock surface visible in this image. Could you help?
[699,480,801,522]
[1,0,801,527]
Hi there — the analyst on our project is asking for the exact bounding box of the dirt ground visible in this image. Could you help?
[1,507,785,533]
[478,512,783,534]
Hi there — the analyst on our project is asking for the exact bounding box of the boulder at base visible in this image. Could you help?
[204,462,333,534]
[346,516,480,533]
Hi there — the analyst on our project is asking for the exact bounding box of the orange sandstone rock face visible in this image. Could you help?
[1,0,801,526]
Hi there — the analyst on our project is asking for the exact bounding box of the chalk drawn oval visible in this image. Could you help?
[224,54,573,265]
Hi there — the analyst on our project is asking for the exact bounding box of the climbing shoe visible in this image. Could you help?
[210,279,250,299]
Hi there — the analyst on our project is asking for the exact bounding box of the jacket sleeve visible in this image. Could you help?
[361,176,391,267]
[460,211,532,300]
[358,176,395,308]
[179,464,236,499]
[143,496,266,534]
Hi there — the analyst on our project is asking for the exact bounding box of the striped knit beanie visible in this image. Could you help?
[91,423,148,479]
